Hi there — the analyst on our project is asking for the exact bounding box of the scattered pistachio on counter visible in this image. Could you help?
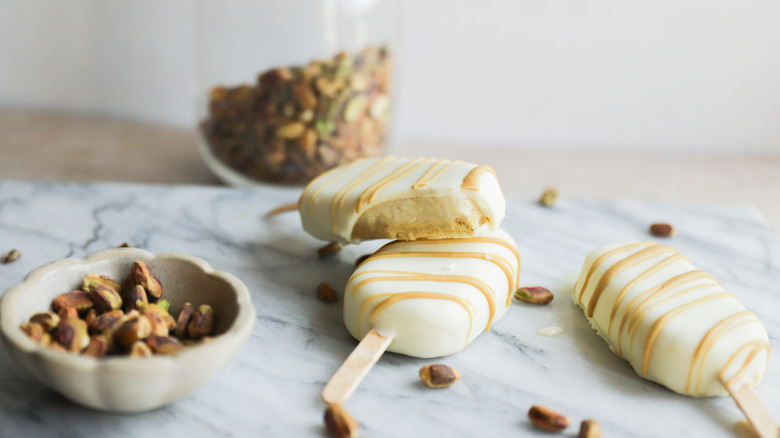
[539,188,558,207]
[19,261,217,358]
[317,242,342,258]
[419,364,461,388]
[1,248,21,264]
[578,419,602,438]
[316,282,338,303]
[324,403,359,438]
[514,286,554,305]
[649,222,675,237]
[528,405,570,432]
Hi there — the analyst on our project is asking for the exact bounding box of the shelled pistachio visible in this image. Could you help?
[19,261,217,358]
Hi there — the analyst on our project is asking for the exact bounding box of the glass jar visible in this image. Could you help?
[194,0,399,186]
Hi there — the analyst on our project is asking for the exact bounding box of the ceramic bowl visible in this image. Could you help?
[0,248,256,413]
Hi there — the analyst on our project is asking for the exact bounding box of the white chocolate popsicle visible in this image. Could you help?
[573,241,770,397]
[344,229,520,358]
[298,156,506,244]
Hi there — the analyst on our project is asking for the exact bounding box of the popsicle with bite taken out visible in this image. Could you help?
[282,156,506,244]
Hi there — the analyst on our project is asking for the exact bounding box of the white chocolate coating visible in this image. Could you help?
[573,241,769,397]
[298,156,506,244]
[344,229,520,358]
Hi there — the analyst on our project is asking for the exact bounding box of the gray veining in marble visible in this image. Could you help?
[0,180,778,437]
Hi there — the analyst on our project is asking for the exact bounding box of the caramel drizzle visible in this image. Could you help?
[416,159,462,189]
[379,236,521,285]
[585,243,675,317]
[607,253,687,336]
[367,251,516,306]
[346,269,438,294]
[719,339,771,390]
[575,241,651,305]
[307,162,353,210]
[349,273,496,331]
[357,292,476,343]
[310,156,498,237]
[356,157,429,213]
[641,292,734,374]
[361,292,475,346]
[688,311,760,394]
[624,281,717,357]
[346,269,412,290]
[359,291,470,339]
[461,165,498,191]
[580,241,768,395]
[331,156,397,234]
[619,270,716,353]
[357,293,393,336]
[411,159,454,189]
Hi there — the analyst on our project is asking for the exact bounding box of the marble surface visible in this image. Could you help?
[0,180,778,437]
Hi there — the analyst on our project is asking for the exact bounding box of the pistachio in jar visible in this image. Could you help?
[200,46,392,185]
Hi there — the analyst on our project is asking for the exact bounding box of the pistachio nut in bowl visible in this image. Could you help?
[0,248,256,413]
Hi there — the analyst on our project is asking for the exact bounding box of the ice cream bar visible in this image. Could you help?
[573,241,769,397]
[344,229,520,358]
[298,156,506,244]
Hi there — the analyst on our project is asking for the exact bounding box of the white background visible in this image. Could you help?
[1,0,779,153]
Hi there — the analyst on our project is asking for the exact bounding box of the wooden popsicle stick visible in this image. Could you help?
[735,420,780,438]
[265,202,299,218]
[322,329,393,405]
[723,380,778,438]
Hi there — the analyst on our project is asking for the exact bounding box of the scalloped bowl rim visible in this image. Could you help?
[0,248,256,410]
